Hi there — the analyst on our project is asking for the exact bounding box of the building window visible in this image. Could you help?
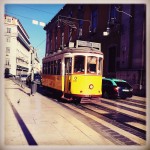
[109,5,117,24]
[6,58,10,65]
[49,33,52,53]
[91,9,98,32]
[78,5,84,11]
[67,11,73,42]
[78,7,84,38]
[6,47,10,53]
[46,32,50,54]
[79,20,83,28]
[7,18,12,23]
[61,32,64,49]
[68,28,72,43]
[78,28,82,39]
[108,46,116,73]
[7,28,11,33]
[55,36,58,51]
[6,37,11,42]
[68,10,73,17]
[50,39,52,52]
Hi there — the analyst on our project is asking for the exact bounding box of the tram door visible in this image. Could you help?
[64,57,72,94]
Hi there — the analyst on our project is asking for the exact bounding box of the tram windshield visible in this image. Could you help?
[74,56,85,73]
[74,55,103,75]
[87,56,97,73]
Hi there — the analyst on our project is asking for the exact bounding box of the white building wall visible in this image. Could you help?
[4,19,18,75]
[4,15,31,76]
[16,41,30,75]
[4,14,41,77]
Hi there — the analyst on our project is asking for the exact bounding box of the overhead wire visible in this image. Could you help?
[5,10,47,51]
[18,5,57,15]
[5,10,34,21]
[5,10,46,51]
[35,39,46,49]
[5,5,64,51]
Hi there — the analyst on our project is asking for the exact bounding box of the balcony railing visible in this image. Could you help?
[17,33,30,51]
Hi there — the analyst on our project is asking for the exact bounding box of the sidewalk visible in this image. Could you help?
[4,79,114,146]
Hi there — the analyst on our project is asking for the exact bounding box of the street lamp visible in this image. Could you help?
[103,5,132,36]
[103,27,110,36]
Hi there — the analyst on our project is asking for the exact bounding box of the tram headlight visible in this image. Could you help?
[74,76,77,80]
[89,84,94,89]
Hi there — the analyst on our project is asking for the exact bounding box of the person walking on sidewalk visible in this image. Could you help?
[30,69,37,96]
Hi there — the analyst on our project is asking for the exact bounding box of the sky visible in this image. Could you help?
[5,4,65,65]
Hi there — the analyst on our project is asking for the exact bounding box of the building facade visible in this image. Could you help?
[30,46,41,74]
[116,5,146,96]
[4,14,41,76]
[44,4,146,96]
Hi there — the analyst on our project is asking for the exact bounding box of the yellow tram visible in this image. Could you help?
[42,40,103,103]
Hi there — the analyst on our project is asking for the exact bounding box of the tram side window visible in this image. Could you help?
[65,58,72,74]
[45,62,48,74]
[87,56,96,73]
[48,62,50,74]
[51,61,54,75]
[54,60,57,74]
[74,56,85,73]
[57,59,61,75]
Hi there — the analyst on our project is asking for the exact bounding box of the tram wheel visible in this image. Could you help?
[73,97,81,104]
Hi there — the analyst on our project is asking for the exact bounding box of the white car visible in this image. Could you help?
[20,74,28,82]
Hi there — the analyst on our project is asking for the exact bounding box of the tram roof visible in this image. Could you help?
[43,47,103,61]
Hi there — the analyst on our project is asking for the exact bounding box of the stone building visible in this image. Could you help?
[30,46,41,74]
[116,5,146,96]
[44,4,146,96]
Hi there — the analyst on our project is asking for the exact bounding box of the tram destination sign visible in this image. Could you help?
[76,40,101,51]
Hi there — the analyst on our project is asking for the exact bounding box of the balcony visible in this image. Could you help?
[17,33,30,51]
[17,59,29,67]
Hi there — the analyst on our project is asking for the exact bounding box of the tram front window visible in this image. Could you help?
[74,56,85,73]
[87,56,97,73]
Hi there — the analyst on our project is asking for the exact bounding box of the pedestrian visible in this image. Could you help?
[30,69,37,96]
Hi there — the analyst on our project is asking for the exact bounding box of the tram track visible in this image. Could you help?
[97,99,146,117]
[124,98,146,105]
[79,103,146,135]
[58,98,146,145]
[101,98,146,110]
[114,99,146,109]
[94,99,146,121]
[38,86,146,145]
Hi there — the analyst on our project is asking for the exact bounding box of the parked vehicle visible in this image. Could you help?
[102,77,133,99]
[19,74,28,82]
[5,73,14,78]
[15,75,20,80]
[26,73,42,85]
